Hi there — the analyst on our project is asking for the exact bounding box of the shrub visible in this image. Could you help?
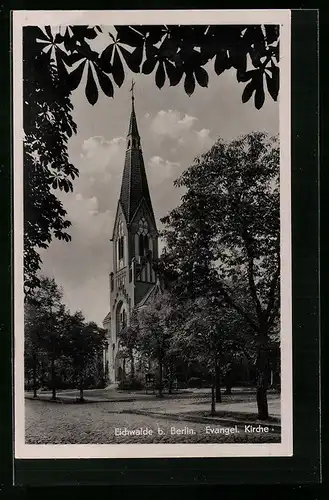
[117,378,144,391]
[187,377,203,388]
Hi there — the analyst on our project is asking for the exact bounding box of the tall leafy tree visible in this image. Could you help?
[65,312,107,401]
[23,27,78,298]
[119,308,139,382]
[27,276,66,400]
[24,302,45,397]
[137,291,175,397]
[160,132,280,419]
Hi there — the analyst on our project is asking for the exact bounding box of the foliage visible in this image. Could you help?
[159,131,280,418]
[119,308,139,354]
[32,24,279,108]
[118,308,140,380]
[24,275,106,396]
[65,312,107,399]
[137,291,177,395]
[187,377,204,389]
[23,27,78,298]
[161,132,280,338]
[117,378,144,391]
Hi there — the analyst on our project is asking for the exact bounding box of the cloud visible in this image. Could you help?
[80,135,126,173]
[150,109,198,139]
[86,196,100,216]
[40,192,114,324]
[149,109,214,154]
[147,156,181,186]
[73,135,127,212]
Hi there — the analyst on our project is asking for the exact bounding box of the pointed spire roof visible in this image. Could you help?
[128,86,139,138]
[119,84,155,225]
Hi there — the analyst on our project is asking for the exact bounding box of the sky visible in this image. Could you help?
[39,27,279,326]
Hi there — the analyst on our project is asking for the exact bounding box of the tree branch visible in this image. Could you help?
[217,284,259,334]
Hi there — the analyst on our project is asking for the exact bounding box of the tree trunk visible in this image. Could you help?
[215,360,222,403]
[158,359,163,397]
[168,372,173,394]
[224,371,233,394]
[129,349,135,381]
[256,344,269,420]
[224,383,232,395]
[168,362,173,394]
[211,382,216,414]
[51,356,56,400]
[77,370,84,402]
[40,361,45,388]
[122,358,126,381]
[78,381,84,402]
[32,351,38,398]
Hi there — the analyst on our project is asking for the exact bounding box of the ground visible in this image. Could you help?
[25,387,281,444]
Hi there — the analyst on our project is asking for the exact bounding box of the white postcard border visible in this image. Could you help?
[13,9,292,459]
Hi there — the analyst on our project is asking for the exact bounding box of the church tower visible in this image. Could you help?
[103,84,158,384]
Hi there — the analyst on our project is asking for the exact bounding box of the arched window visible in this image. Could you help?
[138,218,148,235]
[116,302,127,337]
[137,218,149,256]
[121,310,127,330]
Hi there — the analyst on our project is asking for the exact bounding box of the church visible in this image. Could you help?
[102,86,160,384]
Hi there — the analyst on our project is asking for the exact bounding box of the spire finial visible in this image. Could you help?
[130,79,135,101]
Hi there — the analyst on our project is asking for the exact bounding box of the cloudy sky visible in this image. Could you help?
[39,27,279,325]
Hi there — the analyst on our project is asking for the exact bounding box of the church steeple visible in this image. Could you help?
[104,85,159,383]
[119,82,155,224]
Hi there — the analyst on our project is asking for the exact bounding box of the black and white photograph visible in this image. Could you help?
[13,10,292,459]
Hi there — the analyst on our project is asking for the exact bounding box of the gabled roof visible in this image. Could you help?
[136,278,163,309]
[103,311,111,325]
[119,97,155,224]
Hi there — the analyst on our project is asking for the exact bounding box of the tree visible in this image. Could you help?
[24,302,44,397]
[137,291,175,397]
[160,132,280,419]
[27,276,66,400]
[23,24,280,296]
[65,312,107,401]
[30,25,279,107]
[177,296,225,413]
[119,308,139,382]
[23,28,78,299]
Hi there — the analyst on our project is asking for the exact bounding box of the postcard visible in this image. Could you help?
[13,9,292,459]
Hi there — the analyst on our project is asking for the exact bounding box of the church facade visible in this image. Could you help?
[103,91,159,384]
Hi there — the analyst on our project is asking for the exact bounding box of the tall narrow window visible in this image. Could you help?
[144,235,149,253]
[139,233,144,256]
[118,237,124,260]
[136,218,154,282]
[137,218,148,256]
[117,220,125,269]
